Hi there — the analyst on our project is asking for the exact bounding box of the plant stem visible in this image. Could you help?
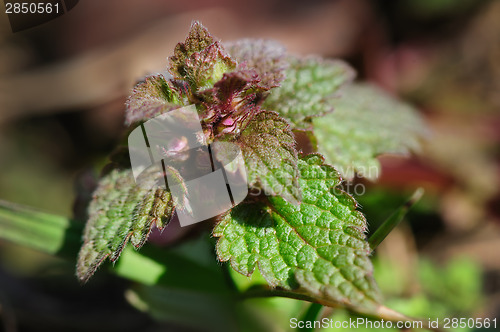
[299,303,323,332]
[240,286,440,331]
[368,188,424,250]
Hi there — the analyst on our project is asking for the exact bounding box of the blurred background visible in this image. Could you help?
[0,0,499,331]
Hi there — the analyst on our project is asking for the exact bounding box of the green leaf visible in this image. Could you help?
[125,74,185,125]
[214,154,382,310]
[76,167,175,282]
[263,56,355,130]
[168,21,236,91]
[224,39,288,89]
[313,83,428,180]
[234,110,301,204]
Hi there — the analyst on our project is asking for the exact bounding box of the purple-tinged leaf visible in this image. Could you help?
[168,21,236,91]
[225,39,288,89]
[77,167,175,283]
[125,74,185,125]
[230,110,301,204]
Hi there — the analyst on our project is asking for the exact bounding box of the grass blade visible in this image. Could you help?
[0,200,82,259]
[368,188,424,250]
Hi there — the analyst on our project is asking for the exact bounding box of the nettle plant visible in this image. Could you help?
[77,22,426,322]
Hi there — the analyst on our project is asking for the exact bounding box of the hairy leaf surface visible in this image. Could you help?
[225,39,288,89]
[125,74,185,125]
[169,22,236,91]
[77,167,175,282]
[234,111,301,204]
[263,57,355,130]
[313,83,428,180]
[214,154,381,309]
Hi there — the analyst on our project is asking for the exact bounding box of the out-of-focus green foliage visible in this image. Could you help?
[262,57,354,130]
[324,257,483,332]
[313,84,428,180]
